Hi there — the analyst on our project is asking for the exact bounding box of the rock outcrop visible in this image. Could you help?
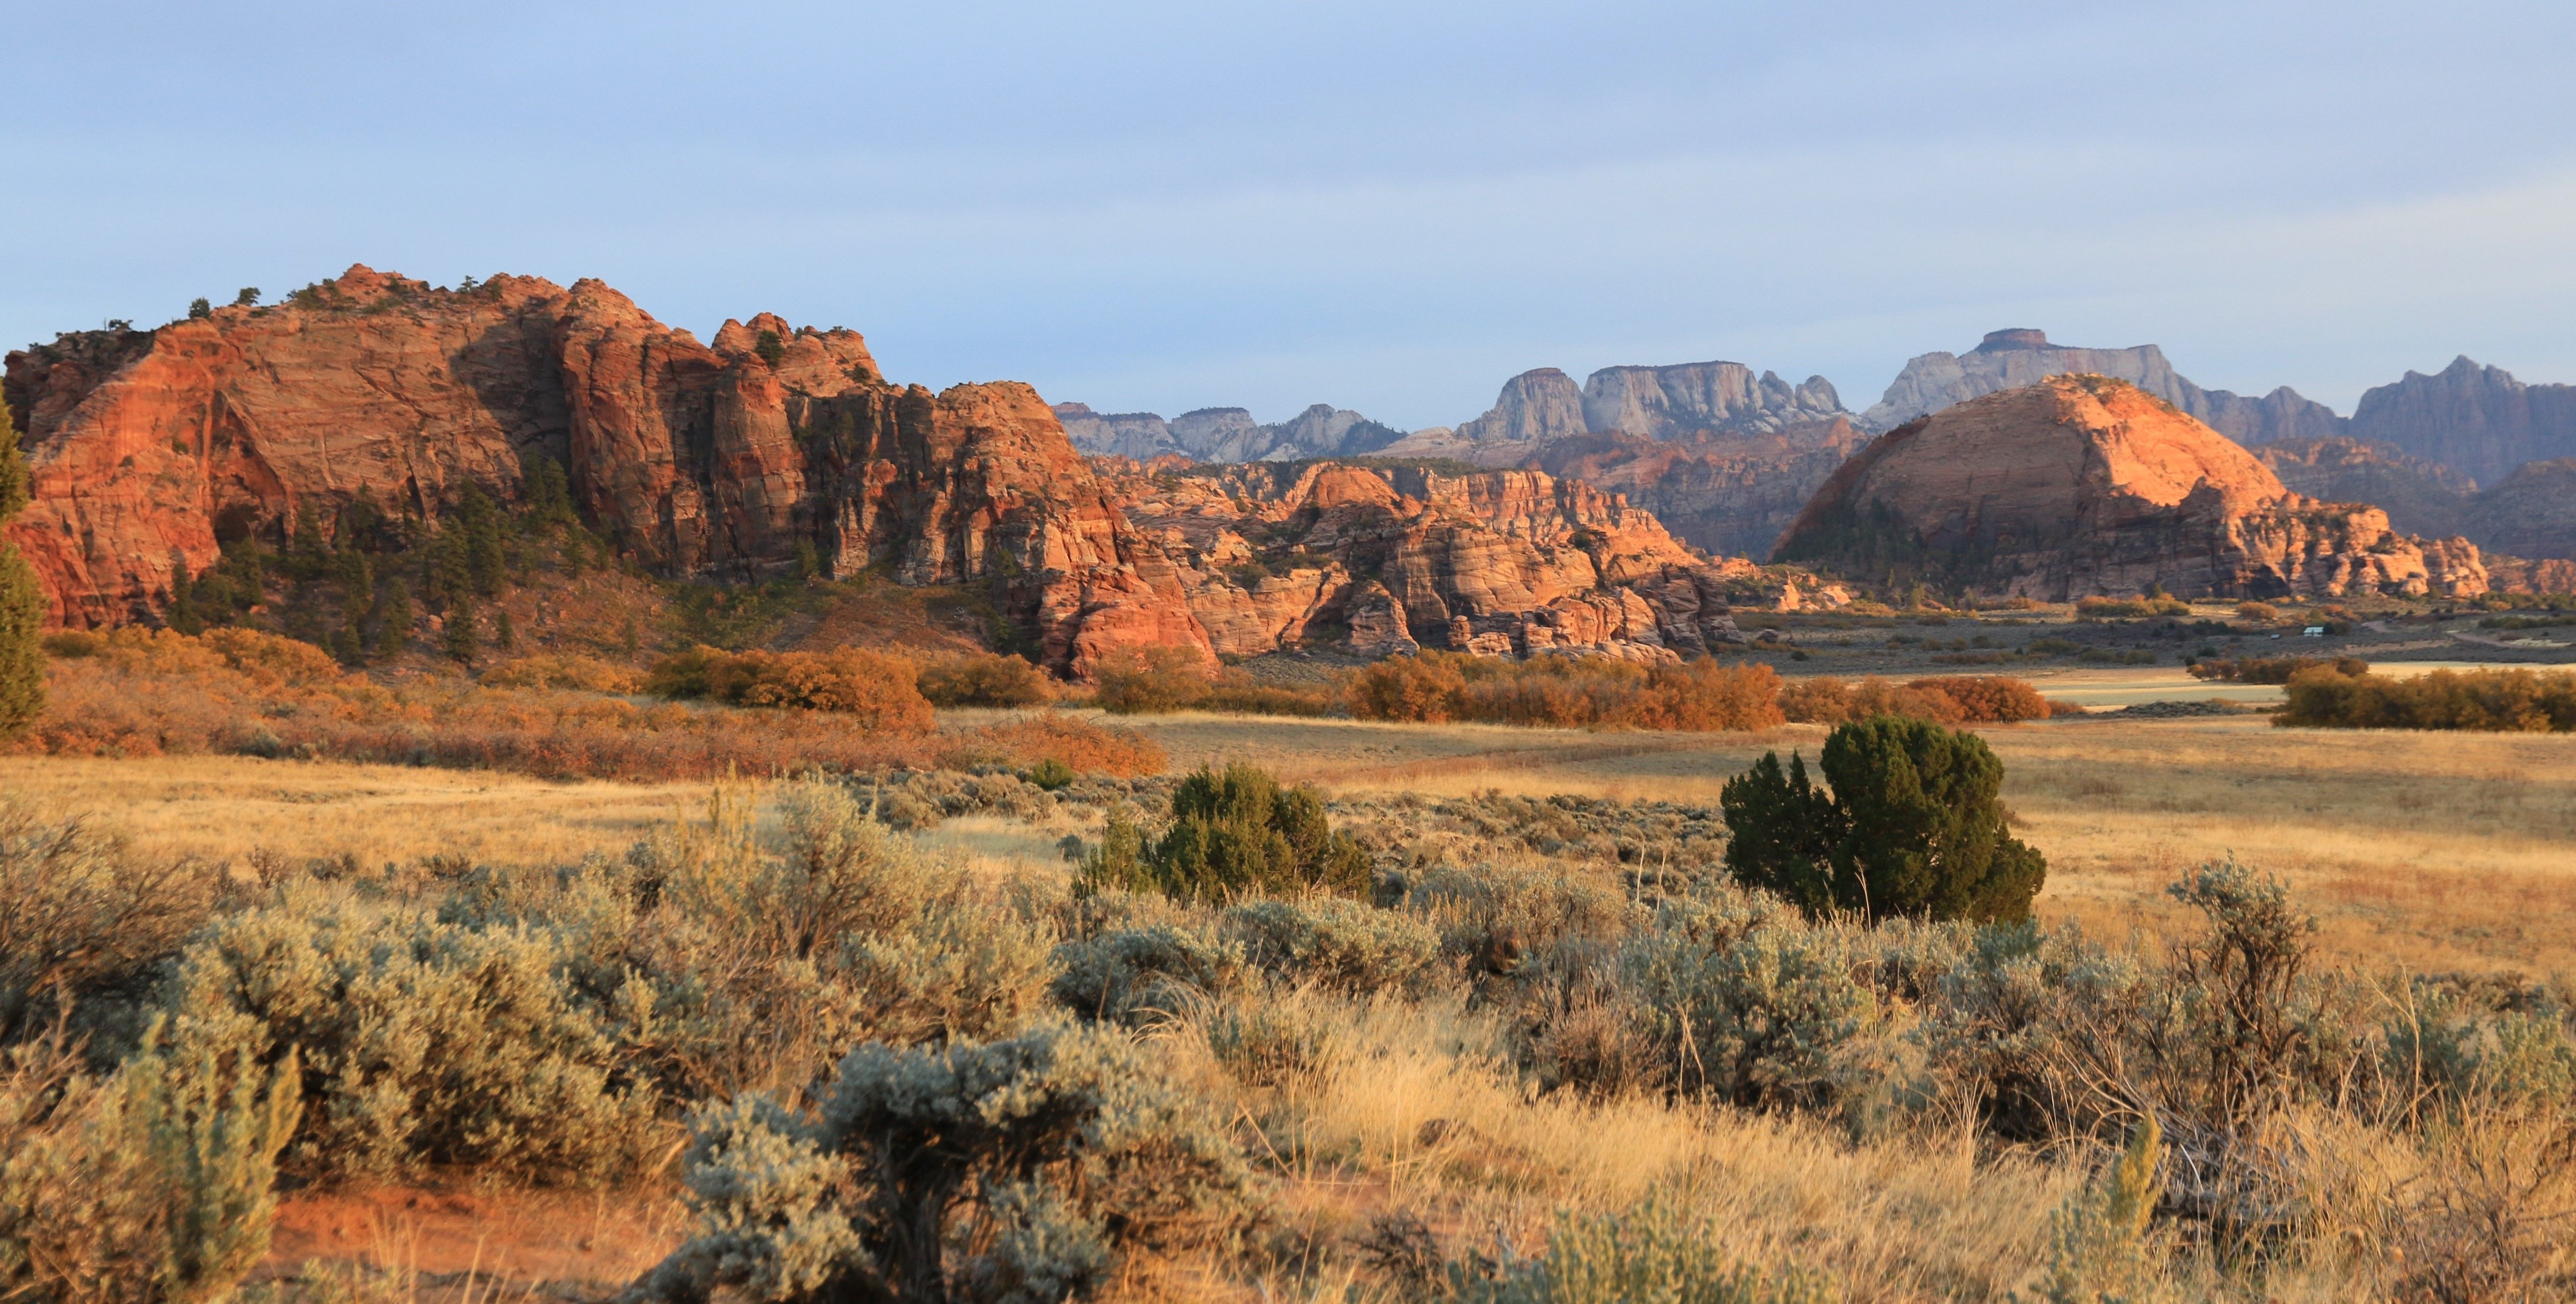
[2347,356,2576,489]
[1526,419,1868,559]
[1778,375,2488,601]
[2252,437,2477,540]
[2,264,1216,676]
[1053,400,1406,463]
[2470,460,2576,562]
[1098,459,1839,663]
[1581,362,1844,441]
[1860,328,2345,447]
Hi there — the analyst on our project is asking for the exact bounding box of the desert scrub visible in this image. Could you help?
[631,1022,1266,1304]
[1454,1191,1833,1304]
[162,878,661,1186]
[612,781,1056,1097]
[0,806,221,1050]
[1053,918,1245,1025]
[1222,896,1443,995]
[1618,903,1886,1112]
[0,1027,300,1304]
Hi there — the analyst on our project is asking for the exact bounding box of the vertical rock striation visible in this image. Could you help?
[1,265,1214,676]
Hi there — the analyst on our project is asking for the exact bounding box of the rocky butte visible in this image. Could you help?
[0,265,1217,676]
[1775,374,2489,601]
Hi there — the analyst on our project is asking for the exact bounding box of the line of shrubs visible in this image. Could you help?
[1347,655,2072,730]
[2277,664,2576,732]
[17,629,1162,782]
[2190,654,2367,685]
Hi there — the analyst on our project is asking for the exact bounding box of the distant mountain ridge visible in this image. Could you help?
[1047,331,2576,569]
[1052,401,1407,463]
[1858,328,2345,447]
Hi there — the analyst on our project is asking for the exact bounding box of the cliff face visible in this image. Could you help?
[2,264,1214,676]
[1779,375,2487,601]
[1579,362,1843,441]
[1099,459,1841,663]
[2347,356,2576,489]
[2471,459,2576,561]
[1527,419,1867,560]
[1053,401,1406,463]
[1859,328,2345,447]
[2253,437,2477,540]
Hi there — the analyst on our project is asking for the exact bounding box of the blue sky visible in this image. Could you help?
[9,0,2574,429]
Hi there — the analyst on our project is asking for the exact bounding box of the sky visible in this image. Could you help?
[8,0,2576,430]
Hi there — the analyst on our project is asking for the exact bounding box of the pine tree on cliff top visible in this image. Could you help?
[0,396,47,738]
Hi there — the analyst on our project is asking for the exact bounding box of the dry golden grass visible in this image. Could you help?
[0,755,707,870]
[1112,711,2576,979]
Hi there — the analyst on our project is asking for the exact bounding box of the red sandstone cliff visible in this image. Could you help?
[1775,375,2489,601]
[1,265,1213,676]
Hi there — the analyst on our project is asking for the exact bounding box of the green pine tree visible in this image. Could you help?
[376,578,414,658]
[492,606,515,651]
[444,595,479,664]
[0,398,44,737]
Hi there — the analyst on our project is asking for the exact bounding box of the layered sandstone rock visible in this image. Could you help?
[1860,328,2345,446]
[2,265,1214,676]
[2348,356,2576,489]
[1099,458,1836,662]
[1778,375,2488,601]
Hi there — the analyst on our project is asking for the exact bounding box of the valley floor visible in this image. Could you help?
[11,708,2568,982]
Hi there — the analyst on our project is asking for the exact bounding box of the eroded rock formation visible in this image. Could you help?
[1095,458,1839,662]
[2252,436,2477,541]
[1778,375,2488,601]
[1527,419,1868,560]
[2,265,1216,676]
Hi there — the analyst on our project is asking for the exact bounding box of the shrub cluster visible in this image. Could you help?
[2190,654,2366,684]
[1348,653,1787,731]
[648,645,934,731]
[2076,595,2192,618]
[1778,674,2049,725]
[1090,646,1338,717]
[917,652,1052,708]
[2277,664,2576,732]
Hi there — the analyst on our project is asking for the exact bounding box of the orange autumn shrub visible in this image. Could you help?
[1347,653,1471,723]
[1778,675,1965,726]
[1907,676,2049,723]
[13,630,943,781]
[916,652,1052,708]
[482,652,642,693]
[650,645,932,732]
[1348,652,1781,731]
